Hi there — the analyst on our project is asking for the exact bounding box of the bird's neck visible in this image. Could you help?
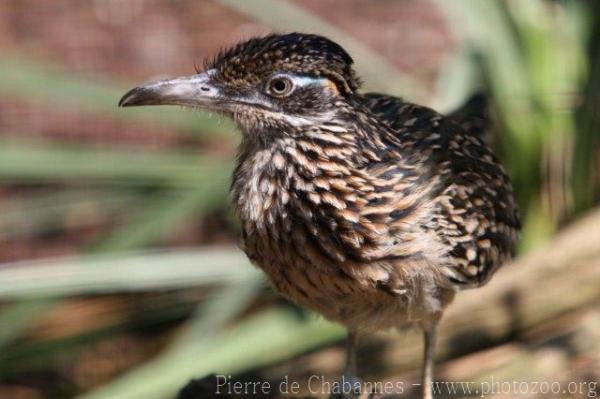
[230,113,396,229]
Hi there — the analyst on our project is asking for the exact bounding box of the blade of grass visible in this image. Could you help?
[434,0,547,250]
[0,293,201,377]
[80,307,344,399]
[0,138,230,187]
[169,275,264,349]
[0,175,229,347]
[0,139,232,349]
[574,3,600,214]
[433,0,535,146]
[0,246,249,349]
[506,0,585,225]
[0,189,142,241]
[90,180,230,253]
[430,46,478,113]
[0,56,235,138]
[0,248,255,299]
[0,300,54,349]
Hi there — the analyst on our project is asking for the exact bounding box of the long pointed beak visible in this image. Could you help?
[118,71,220,108]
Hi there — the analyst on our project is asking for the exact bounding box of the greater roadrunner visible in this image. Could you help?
[120,33,520,399]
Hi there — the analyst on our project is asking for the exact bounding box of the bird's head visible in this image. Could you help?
[119,33,360,136]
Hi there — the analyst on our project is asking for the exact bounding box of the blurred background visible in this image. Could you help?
[0,1,599,398]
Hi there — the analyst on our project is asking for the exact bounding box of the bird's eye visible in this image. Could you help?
[266,76,294,97]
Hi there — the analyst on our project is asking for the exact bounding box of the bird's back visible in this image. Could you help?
[361,93,520,287]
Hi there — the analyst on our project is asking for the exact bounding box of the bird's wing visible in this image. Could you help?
[361,93,520,288]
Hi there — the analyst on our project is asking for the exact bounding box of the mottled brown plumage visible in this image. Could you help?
[119,32,520,399]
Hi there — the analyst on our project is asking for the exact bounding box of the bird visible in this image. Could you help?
[119,33,520,399]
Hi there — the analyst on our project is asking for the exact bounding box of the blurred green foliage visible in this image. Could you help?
[0,1,597,398]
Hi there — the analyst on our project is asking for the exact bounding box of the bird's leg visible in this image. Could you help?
[421,321,438,399]
[331,330,362,398]
[343,329,358,378]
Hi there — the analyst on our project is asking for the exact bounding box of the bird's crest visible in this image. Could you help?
[205,33,360,94]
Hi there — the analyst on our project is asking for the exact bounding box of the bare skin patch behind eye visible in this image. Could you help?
[323,79,340,95]
[285,75,339,95]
